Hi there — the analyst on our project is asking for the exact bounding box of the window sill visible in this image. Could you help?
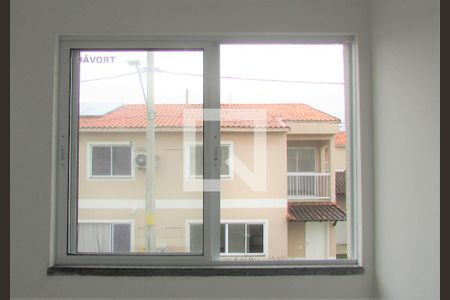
[47,265,364,277]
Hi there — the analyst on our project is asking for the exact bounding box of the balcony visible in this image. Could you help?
[287,172,331,200]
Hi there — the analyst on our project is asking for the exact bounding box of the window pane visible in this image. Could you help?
[228,224,245,253]
[287,149,298,172]
[190,145,229,177]
[189,145,203,177]
[113,223,131,252]
[195,145,203,176]
[189,145,196,176]
[77,223,112,253]
[112,146,132,176]
[247,224,264,253]
[298,148,315,172]
[76,50,204,255]
[220,224,226,253]
[91,146,111,176]
[220,145,229,176]
[189,224,203,253]
[220,44,348,260]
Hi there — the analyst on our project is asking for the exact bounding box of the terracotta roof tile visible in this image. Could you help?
[287,202,346,222]
[80,103,340,129]
[335,131,346,146]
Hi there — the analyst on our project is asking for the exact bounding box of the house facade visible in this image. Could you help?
[77,103,347,259]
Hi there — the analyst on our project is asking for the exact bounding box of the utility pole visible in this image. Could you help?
[128,52,156,252]
[145,52,156,252]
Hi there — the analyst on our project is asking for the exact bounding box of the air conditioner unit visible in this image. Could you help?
[134,153,147,168]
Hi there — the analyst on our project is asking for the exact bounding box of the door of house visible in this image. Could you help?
[305,222,328,259]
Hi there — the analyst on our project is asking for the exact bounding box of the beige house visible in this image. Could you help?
[77,103,347,259]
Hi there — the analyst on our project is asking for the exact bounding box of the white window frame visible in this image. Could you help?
[87,142,134,179]
[185,141,233,179]
[53,36,361,268]
[220,221,267,257]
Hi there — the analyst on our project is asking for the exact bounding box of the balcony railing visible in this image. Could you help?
[287,172,331,199]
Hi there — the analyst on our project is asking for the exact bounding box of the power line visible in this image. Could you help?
[80,71,140,83]
[80,68,344,85]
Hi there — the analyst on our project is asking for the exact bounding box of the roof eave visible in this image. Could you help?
[79,127,290,132]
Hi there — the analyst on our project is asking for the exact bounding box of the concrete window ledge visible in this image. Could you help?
[47,266,364,277]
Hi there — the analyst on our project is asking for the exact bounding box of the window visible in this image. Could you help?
[53,37,359,272]
[287,148,316,173]
[188,143,232,178]
[77,222,132,253]
[89,144,132,177]
[221,223,264,255]
[189,222,265,255]
[287,147,318,197]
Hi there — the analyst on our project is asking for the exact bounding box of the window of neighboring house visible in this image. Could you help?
[324,146,330,172]
[90,144,132,177]
[287,147,316,173]
[189,222,265,255]
[287,147,319,197]
[188,143,231,178]
[222,223,264,255]
[77,222,132,253]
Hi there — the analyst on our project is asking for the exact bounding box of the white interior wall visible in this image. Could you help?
[370,0,440,299]
[11,0,439,299]
[10,1,374,299]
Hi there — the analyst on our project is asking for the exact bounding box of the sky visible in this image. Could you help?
[79,44,345,127]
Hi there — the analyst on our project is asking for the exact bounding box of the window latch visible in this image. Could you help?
[213,146,219,161]
[60,147,65,166]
